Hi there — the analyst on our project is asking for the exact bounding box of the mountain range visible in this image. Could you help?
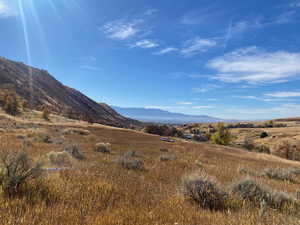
[111,106,226,124]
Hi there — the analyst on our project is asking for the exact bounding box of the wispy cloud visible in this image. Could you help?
[177,102,193,105]
[180,37,218,57]
[290,1,300,8]
[265,91,300,98]
[132,39,158,48]
[193,106,214,109]
[208,47,300,84]
[274,10,296,24]
[193,84,221,93]
[80,65,101,71]
[154,47,178,55]
[144,9,157,16]
[102,19,142,40]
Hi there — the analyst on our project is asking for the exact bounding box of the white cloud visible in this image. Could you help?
[132,39,158,48]
[274,11,296,24]
[265,91,300,98]
[181,37,218,57]
[208,47,300,83]
[192,84,221,93]
[177,102,193,105]
[80,65,101,71]
[144,9,157,16]
[193,106,214,109]
[0,0,15,17]
[154,47,178,55]
[102,19,142,40]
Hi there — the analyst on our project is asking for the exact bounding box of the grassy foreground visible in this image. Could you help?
[0,115,300,225]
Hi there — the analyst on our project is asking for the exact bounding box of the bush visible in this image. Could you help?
[94,143,111,154]
[123,151,140,158]
[261,168,294,182]
[47,151,71,166]
[64,144,85,160]
[254,145,271,154]
[116,156,144,171]
[182,173,228,210]
[0,150,43,195]
[42,107,51,121]
[231,177,295,209]
[3,92,21,116]
[275,141,300,160]
[211,123,233,146]
[63,128,90,136]
[242,137,255,151]
[160,154,177,161]
[260,132,269,139]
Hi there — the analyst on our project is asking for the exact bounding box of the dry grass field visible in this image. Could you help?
[0,112,300,225]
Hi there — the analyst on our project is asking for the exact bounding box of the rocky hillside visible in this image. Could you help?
[0,57,139,127]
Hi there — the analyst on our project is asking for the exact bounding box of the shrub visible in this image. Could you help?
[123,151,140,158]
[255,145,271,154]
[47,151,71,166]
[62,128,90,136]
[3,92,21,116]
[260,132,269,139]
[275,141,299,160]
[42,107,51,121]
[94,143,111,154]
[242,137,255,151]
[230,177,295,209]
[64,144,85,160]
[182,173,228,210]
[160,154,177,161]
[0,150,43,195]
[261,168,294,182]
[116,156,144,171]
[211,123,233,146]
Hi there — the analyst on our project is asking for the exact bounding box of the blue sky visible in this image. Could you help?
[1,0,300,120]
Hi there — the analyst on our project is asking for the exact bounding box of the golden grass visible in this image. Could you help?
[0,115,300,224]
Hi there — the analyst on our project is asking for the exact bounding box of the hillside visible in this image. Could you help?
[0,112,299,224]
[112,106,226,124]
[0,57,139,127]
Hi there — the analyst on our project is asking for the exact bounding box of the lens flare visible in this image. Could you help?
[17,0,33,107]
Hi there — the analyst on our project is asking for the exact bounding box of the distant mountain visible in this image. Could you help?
[111,106,226,124]
[0,57,139,127]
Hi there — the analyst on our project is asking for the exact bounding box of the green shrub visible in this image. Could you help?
[182,173,228,210]
[260,132,269,139]
[0,150,43,196]
[160,154,177,161]
[211,123,233,146]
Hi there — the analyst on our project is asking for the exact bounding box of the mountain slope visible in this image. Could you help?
[112,106,225,124]
[0,57,139,127]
